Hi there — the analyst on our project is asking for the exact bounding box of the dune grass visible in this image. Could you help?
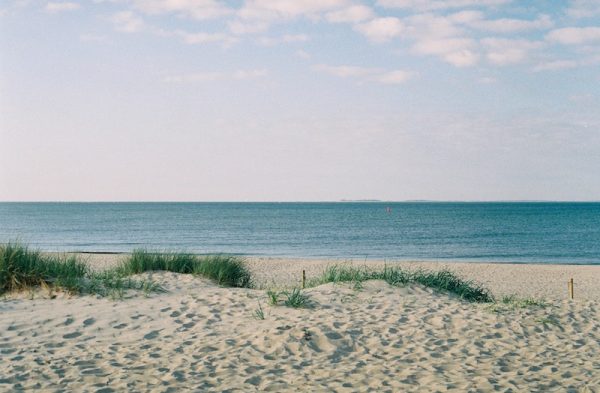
[113,250,252,288]
[487,294,548,313]
[0,243,88,294]
[0,243,158,297]
[309,264,494,303]
[265,288,311,308]
[0,243,251,297]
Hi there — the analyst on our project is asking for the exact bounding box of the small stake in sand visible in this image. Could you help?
[568,278,574,299]
[302,270,306,289]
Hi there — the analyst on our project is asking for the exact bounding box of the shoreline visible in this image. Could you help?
[55,251,600,266]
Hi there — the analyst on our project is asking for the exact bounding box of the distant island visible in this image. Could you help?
[339,199,383,202]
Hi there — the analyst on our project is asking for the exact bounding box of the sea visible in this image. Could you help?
[0,202,599,264]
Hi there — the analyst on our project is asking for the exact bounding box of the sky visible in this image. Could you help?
[0,0,599,201]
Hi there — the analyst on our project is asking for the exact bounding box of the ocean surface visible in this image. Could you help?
[0,202,599,264]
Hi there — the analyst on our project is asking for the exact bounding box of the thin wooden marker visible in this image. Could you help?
[302,270,306,289]
[568,278,574,300]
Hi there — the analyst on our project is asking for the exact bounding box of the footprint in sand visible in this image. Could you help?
[95,388,115,393]
[83,318,95,327]
[143,330,161,340]
[63,331,82,339]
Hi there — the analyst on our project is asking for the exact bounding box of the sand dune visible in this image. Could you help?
[1,264,599,392]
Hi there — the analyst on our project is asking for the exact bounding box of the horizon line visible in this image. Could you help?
[1,200,600,203]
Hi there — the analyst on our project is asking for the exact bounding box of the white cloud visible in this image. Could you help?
[164,69,268,83]
[228,20,269,35]
[130,0,232,20]
[412,37,479,66]
[354,17,403,42]
[171,30,238,46]
[482,38,544,65]
[45,2,80,13]
[402,13,480,67]
[412,37,474,54]
[448,10,484,24]
[111,11,144,33]
[257,34,309,46]
[533,60,579,72]
[443,49,479,67]
[405,13,463,39]
[326,5,374,23]
[312,64,376,78]
[471,14,553,33]
[238,0,349,21]
[312,64,413,84]
[566,0,600,19]
[546,27,600,45]
[376,0,510,11]
[374,70,413,84]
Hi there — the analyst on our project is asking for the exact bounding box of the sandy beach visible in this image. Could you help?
[1,255,599,391]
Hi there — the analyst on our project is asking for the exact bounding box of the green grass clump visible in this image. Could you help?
[310,264,494,303]
[0,243,251,297]
[114,250,252,288]
[0,243,158,296]
[0,243,89,294]
[282,288,310,308]
[265,288,310,308]
[487,294,548,312]
[267,289,280,305]
[253,301,266,320]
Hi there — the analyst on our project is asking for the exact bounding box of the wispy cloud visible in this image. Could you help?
[533,60,578,72]
[482,38,544,65]
[326,5,374,23]
[257,34,309,46]
[354,17,403,42]
[376,0,510,11]
[111,11,144,33]
[129,0,232,20]
[164,69,268,83]
[470,14,554,33]
[566,0,600,19]
[312,64,414,84]
[546,27,600,45]
[170,30,237,46]
[45,1,80,13]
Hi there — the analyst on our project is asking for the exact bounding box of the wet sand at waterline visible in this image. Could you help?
[1,255,599,391]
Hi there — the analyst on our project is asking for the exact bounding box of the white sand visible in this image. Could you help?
[1,256,600,391]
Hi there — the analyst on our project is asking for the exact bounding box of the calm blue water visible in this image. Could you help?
[0,202,599,264]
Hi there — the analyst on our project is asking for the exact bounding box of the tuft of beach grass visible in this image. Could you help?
[309,264,494,303]
[113,250,252,288]
[0,243,251,297]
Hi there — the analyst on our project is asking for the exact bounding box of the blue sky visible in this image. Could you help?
[1,0,599,201]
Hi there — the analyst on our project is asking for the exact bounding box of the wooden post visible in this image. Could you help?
[568,278,574,300]
[302,270,306,289]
